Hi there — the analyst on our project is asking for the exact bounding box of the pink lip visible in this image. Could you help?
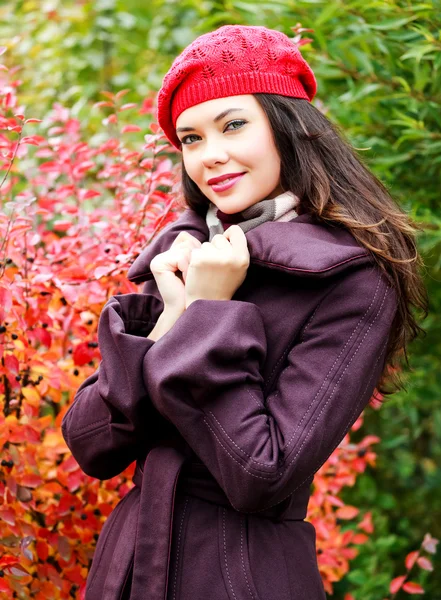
[209,173,246,192]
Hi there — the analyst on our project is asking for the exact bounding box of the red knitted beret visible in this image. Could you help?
[156,24,317,151]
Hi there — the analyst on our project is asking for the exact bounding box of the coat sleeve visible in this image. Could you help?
[61,286,171,479]
[142,266,398,513]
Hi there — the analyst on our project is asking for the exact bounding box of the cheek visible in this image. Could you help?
[244,130,280,170]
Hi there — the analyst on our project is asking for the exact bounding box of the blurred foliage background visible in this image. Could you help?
[1,0,440,597]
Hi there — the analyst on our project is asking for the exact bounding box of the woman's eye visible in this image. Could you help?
[181,134,199,145]
[181,119,247,145]
[226,119,247,131]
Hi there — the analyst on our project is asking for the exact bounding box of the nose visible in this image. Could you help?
[201,137,229,168]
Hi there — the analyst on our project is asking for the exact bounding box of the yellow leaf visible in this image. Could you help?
[22,387,40,406]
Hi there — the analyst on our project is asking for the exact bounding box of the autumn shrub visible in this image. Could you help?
[0,45,437,599]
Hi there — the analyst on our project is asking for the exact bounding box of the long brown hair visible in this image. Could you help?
[179,94,428,398]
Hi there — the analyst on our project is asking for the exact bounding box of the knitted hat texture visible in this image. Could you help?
[156,25,317,150]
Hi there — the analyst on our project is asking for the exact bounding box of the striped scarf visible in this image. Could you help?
[205,190,300,242]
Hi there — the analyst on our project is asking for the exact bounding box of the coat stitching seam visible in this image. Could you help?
[263,279,345,397]
[204,276,382,469]
[281,275,381,453]
[240,517,256,599]
[172,497,189,600]
[204,419,276,480]
[251,253,368,273]
[207,411,274,467]
[64,416,109,436]
[68,420,109,441]
[245,297,389,514]
[223,508,238,600]
[245,387,265,409]
[283,284,388,466]
[298,282,340,344]
[87,491,133,590]
[204,284,388,512]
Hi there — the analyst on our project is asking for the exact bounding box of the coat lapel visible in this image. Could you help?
[127,208,372,284]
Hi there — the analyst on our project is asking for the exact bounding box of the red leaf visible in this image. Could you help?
[39,161,61,173]
[34,327,52,348]
[0,508,16,526]
[402,581,424,594]
[36,540,49,561]
[58,266,88,281]
[405,551,419,570]
[0,579,11,592]
[73,342,94,367]
[0,285,12,322]
[121,125,141,133]
[21,135,42,145]
[21,473,43,488]
[52,219,72,232]
[80,189,101,200]
[0,556,20,567]
[4,354,19,375]
[390,575,406,594]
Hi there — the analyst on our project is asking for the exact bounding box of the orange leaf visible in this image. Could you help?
[115,89,130,99]
[93,101,114,108]
[336,505,359,520]
[402,581,424,594]
[352,533,369,545]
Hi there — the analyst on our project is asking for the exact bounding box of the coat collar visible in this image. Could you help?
[127,207,372,284]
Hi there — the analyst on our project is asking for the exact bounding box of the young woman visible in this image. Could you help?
[62,24,428,600]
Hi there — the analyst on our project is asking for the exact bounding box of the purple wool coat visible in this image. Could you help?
[61,208,398,600]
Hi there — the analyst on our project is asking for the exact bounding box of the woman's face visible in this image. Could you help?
[175,94,283,214]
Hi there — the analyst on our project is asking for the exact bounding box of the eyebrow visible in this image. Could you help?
[176,108,245,133]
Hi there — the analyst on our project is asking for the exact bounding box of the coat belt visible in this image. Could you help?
[130,444,186,600]
[130,443,310,600]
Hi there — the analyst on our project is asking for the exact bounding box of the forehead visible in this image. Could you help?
[176,94,260,128]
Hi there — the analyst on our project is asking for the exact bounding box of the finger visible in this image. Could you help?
[170,231,201,249]
[223,224,249,254]
[210,233,231,249]
[189,243,217,264]
[176,247,191,276]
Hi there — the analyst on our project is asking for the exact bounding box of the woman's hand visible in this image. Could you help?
[185,225,250,309]
[149,231,202,315]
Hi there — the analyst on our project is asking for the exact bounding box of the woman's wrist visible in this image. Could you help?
[146,306,184,341]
